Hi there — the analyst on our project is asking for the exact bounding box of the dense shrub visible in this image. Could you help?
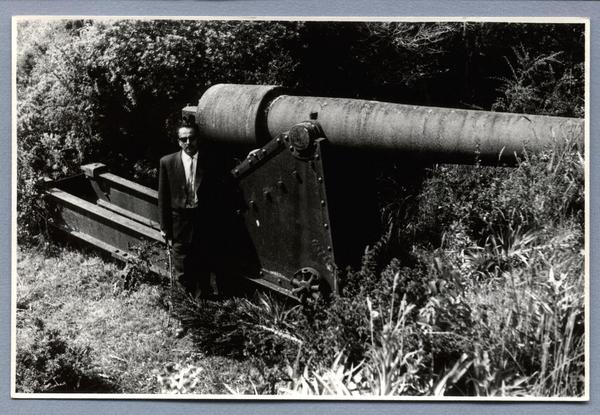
[17,20,584,243]
[16,19,304,242]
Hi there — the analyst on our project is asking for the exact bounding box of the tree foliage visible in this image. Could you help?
[17,19,584,243]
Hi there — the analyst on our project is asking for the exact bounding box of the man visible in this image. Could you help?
[158,123,218,298]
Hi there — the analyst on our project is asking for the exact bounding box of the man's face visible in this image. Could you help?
[178,127,199,156]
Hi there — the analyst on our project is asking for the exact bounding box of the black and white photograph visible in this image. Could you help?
[12,16,588,400]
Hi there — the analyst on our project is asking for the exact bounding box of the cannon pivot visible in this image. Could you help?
[284,121,324,160]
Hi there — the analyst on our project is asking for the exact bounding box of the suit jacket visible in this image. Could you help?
[159,148,245,254]
[158,150,206,241]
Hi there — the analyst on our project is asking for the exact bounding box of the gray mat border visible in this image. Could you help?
[2,1,598,414]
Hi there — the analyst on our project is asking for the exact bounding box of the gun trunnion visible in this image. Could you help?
[44,84,584,301]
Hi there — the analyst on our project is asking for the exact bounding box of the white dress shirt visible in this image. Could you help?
[181,151,198,208]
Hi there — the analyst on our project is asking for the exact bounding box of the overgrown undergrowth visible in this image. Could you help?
[17,135,583,397]
[166,136,585,397]
[15,246,261,394]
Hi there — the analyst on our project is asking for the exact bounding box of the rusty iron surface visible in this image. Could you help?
[237,138,337,291]
[267,95,583,164]
[98,173,160,224]
[44,172,168,277]
[196,84,285,147]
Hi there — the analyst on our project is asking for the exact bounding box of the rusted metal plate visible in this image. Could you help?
[46,187,162,246]
[237,139,337,292]
[96,199,160,230]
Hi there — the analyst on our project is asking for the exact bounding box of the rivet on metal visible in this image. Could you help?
[248,159,253,165]
[317,177,323,183]
[289,146,294,151]
[324,223,329,229]
[327,246,332,251]
[320,200,326,206]
[233,169,239,174]
[259,270,264,276]
[315,154,320,160]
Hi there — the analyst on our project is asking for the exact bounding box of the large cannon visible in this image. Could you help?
[44,84,584,300]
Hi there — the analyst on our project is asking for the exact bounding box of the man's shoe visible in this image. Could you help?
[174,327,187,339]
[199,290,217,301]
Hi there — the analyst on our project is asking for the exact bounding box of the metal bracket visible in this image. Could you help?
[283,121,324,160]
[81,163,110,201]
[231,133,286,180]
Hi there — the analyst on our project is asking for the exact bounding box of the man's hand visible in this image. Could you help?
[160,230,172,247]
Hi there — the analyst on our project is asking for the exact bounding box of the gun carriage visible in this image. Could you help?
[43,84,584,300]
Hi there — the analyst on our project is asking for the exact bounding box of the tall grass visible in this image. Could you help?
[16,126,584,396]
[233,133,584,397]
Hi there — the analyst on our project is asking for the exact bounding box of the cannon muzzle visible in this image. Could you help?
[185,84,583,164]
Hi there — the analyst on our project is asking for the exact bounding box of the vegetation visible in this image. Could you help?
[16,19,585,397]
[165,132,583,397]
[15,245,261,394]
[16,19,584,242]
[16,129,584,396]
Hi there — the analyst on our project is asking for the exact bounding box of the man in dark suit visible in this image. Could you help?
[158,123,218,298]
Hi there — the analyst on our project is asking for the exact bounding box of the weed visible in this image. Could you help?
[16,320,116,393]
[113,240,166,293]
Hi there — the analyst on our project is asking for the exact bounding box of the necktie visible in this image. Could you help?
[187,157,195,206]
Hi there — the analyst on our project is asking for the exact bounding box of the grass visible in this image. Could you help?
[15,245,259,394]
[15,134,585,397]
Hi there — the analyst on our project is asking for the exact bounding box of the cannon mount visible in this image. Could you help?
[42,83,584,301]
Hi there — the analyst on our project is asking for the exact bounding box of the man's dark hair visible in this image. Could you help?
[177,121,200,137]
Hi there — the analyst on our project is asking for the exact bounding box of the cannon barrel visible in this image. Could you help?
[188,84,584,164]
